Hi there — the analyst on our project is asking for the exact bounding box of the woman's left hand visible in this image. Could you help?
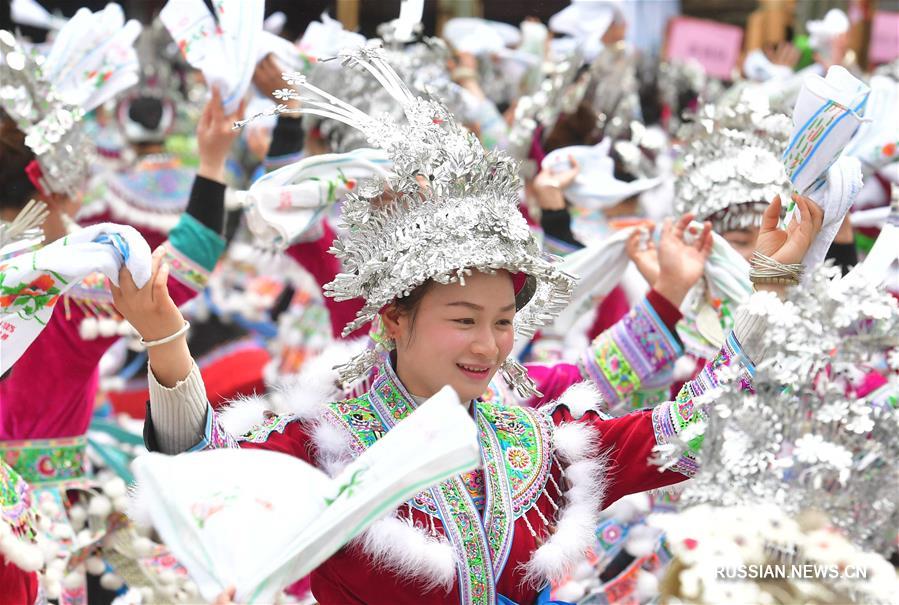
[755,193,824,266]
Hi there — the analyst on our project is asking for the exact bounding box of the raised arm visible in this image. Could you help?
[554,194,825,507]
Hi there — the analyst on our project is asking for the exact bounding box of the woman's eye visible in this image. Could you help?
[453,318,475,325]
[496,319,513,327]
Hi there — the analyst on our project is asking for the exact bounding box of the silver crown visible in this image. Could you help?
[243,45,576,354]
[675,88,792,232]
[0,31,92,197]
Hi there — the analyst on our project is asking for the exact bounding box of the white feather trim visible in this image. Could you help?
[216,395,271,437]
[215,338,368,441]
[553,420,601,463]
[355,514,457,592]
[309,420,353,476]
[520,422,609,588]
[541,381,607,420]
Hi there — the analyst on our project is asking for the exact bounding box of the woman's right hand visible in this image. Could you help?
[533,156,579,211]
[110,246,184,342]
[625,226,660,285]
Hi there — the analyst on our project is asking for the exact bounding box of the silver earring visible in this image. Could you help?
[500,358,541,399]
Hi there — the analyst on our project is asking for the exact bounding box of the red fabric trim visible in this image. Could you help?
[24,160,46,197]
[108,346,269,418]
[587,286,630,340]
[646,289,684,333]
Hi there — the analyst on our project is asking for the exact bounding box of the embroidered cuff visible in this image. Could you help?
[167,213,226,273]
[580,296,684,410]
[651,331,756,477]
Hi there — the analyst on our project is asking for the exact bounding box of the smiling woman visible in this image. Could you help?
[112,49,825,605]
[382,271,518,402]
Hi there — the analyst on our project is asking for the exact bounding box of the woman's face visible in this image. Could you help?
[383,270,517,403]
[722,227,759,262]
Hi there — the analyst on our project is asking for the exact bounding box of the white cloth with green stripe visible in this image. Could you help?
[130,385,479,604]
[240,148,391,249]
[0,223,151,374]
[783,66,869,277]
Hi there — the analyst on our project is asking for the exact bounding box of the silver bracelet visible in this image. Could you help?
[749,251,804,286]
[140,321,191,348]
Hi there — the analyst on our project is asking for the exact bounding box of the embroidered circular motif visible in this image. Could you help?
[506,447,531,470]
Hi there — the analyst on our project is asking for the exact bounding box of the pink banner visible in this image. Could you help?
[665,16,744,80]
[869,11,899,65]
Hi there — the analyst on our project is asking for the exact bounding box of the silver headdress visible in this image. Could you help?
[506,49,583,162]
[675,88,792,233]
[653,265,899,564]
[0,6,140,196]
[0,31,91,197]
[248,46,576,386]
[301,38,460,154]
[0,200,47,258]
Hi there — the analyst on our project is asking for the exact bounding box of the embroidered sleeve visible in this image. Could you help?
[550,330,756,508]
[161,214,226,297]
[651,331,755,477]
[579,296,684,412]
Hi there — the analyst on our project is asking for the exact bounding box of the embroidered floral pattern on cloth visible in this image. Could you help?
[0,436,88,486]
[320,361,556,605]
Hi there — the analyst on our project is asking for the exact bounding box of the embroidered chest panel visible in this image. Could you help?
[476,403,553,517]
[322,370,558,605]
[323,387,554,519]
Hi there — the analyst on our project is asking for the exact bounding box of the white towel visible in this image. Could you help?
[547,223,751,333]
[0,223,151,373]
[783,66,869,275]
[160,0,265,114]
[240,149,392,249]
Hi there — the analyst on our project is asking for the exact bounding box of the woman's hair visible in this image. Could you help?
[543,102,602,153]
[127,96,165,132]
[389,280,435,343]
[0,114,37,212]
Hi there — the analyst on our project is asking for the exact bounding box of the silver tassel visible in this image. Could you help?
[500,358,542,399]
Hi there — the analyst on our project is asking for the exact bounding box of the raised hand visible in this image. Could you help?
[197,86,247,183]
[110,247,182,341]
[654,214,713,307]
[625,226,660,285]
[533,156,579,211]
[755,194,824,266]
[110,247,192,387]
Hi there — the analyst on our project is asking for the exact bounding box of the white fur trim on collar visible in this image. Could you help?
[541,381,609,420]
[521,420,608,587]
[354,514,457,592]
[216,395,271,437]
